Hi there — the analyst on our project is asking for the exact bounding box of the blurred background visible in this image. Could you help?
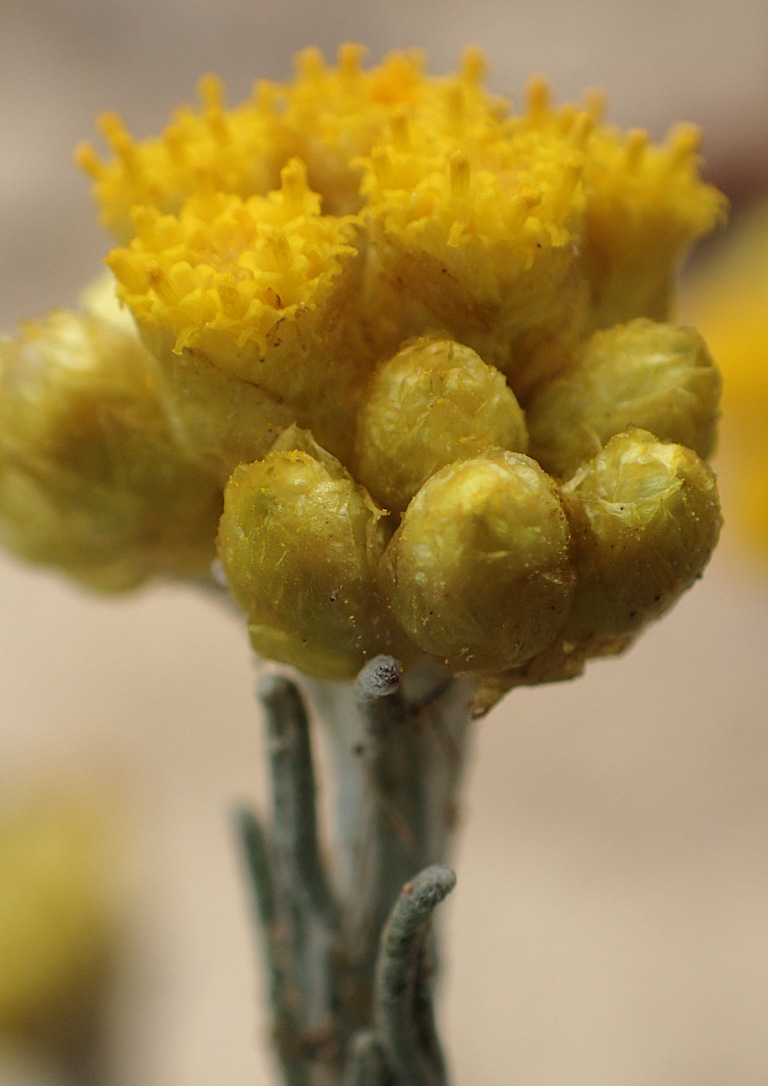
[1,2,767,1084]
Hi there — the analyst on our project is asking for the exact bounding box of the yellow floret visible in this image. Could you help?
[360,120,588,384]
[285,44,436,215]
[75,75,291,243]
[514,79,726,321]
[580,123,727,327]
[106,158,358,364]
[106,160,369,464]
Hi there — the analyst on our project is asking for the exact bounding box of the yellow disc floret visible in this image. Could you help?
[106,159,358,366]
[75,75,291,243]
[580,123,727,327]
[106,159,368,463]
[284,44,439,215]
[359,116,588,385]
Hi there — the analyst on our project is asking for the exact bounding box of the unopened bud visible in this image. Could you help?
[217,448,391,679]
[561,429,722,644]
[356,336,528,512]
[527,319,721,478]
[379,450,574,671]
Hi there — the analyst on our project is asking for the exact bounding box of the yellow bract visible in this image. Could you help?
[526,318,721,478]
[561,429,722,647]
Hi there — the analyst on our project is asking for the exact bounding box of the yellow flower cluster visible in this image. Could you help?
[0,46,726,698]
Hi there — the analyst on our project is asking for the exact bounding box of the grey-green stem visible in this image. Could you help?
[239,657,473,1086]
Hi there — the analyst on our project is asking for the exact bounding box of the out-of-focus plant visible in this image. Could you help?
[0,46,725,1085]
[683,204,768,555]
[0,785,117,1080]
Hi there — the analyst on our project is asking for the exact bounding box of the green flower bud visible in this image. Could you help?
[526,318,721,478]
[355,336,528,513]
[561,429,722,645]
[379,450,575,672]
[217,448,391,680]
[0,310,222,590]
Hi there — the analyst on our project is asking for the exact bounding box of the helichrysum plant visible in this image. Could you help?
[0,45,725,1085]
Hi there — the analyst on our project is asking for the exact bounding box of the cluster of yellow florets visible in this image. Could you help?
[0,46,726,699]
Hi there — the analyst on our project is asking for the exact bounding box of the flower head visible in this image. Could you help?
[1,46,724,699]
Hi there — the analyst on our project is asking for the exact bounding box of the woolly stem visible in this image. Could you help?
[375,866,457,1086]
[240,660,473,1085]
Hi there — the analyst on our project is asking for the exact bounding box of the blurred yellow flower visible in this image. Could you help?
[682,205,768,554]
[0,786,117,1048]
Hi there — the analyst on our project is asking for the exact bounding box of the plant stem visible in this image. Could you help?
[375,866,457,1086]
[240,658,473,1085]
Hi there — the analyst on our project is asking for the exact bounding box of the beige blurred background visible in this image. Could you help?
[1,2,767,1084]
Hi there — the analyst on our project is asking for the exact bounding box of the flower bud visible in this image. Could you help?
[355,336,528,512]
[0,310,222,589]
[217,448,391,679]
[527,319,721,478]
[561,429,722,644]
[379,450,575,671]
